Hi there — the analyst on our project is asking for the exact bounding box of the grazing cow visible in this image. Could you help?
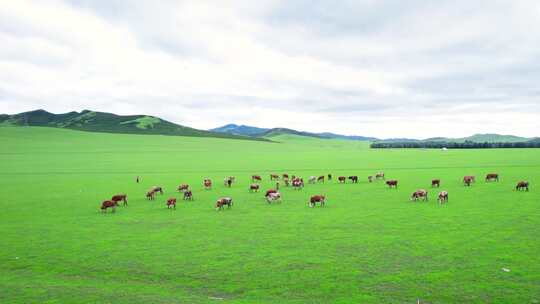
[146,191,155,200]
[283,174,289,179]
[386,180,398,188]
[101,200,119,213]
[111,194,127,206]
[486,173,499,182]
[463,176,474,186]
[249,184,260,192]
[368,176,374,183]
[328,174,332,181]
[177,184,189,192]
[411,189,428,201]
[270,174,279,181]
[266,192,281,204]
[152,186,164,195]
[348,176,358,183]
[308,176,317,184]
[167,198,177,209]
[516,181,529,191]
[265,189,278,197]
[215,197,233,210]
[309,195,326,207]
[376,172,385,180]
[432,179,440,188]
[317,175,325,183]
[224,176,235,187]
[204,178,212,190]
[438,191,449,204]
[292,179,304,190]
[338,176,346,183]
[183,190,193,200]
[252,175,262,182]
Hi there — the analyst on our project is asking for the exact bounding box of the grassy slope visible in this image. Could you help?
[0,127,539,303]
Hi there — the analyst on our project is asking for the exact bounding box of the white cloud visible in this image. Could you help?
[1,0,539,138]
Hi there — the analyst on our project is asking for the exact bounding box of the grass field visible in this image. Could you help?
[0,127,539,303]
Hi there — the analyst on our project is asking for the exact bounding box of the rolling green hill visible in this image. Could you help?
[0,109,266,141]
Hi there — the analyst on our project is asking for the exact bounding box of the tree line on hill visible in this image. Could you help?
[371,140,540,149]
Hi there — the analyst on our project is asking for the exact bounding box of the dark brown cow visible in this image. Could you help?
[146,191,155,200]
[292,178,303,190]
[317,175,325,183]
[183,190,193,200]
[111,194,127,206]
[348,176,358,183]
[309,195,326,207]
[438,191,448,204]
[375,172,385,180]
[204,178,212,190]
[215,197,233,210]
[249,184,260,192]
[152,186,164,195]
[167,198,177,209]
[177,184,189,192]
[283,174,289,179]
[486,173,499,182]
[270,174,279,181]
[411,189,428,201]
[252,175,262,182]
[101,200,119,213]
[338,176,346,183]
[463,176,474,186]
[432,179,440,188]
[386,180,398,188]
[516,181,529,191]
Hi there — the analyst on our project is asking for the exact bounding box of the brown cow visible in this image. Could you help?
[317,175,325,183]
[270,174,279,181]
[283,174,289,179]
[101,200,119,213]
[111,194,127,206]
[252,175,262,182]
[266,192,281,204]
[215,197,233,210]
[292,178,304,190]
[177,184,189,192]
[204,178,212,190]
[386,180,398,188]
[516,181,529,191]
[338,176,346,183]
[411,189,428,201]
[249,184,260,192]
[183,190,193,200]
[309,195,326,207]
[375,172,385,180]
[463,176,474,186]
[486,173,499,182]
[438,191,448,204]
[146,191,155,200]
[167,198,177,209]
[265,189,277,197]
[348,176,358,183]
[432,179,440,188]
[152,186,164,195]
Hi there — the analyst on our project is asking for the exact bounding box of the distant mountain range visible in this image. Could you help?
[0,109,266,141]
[210,124,377,141]
[1,110,535,144]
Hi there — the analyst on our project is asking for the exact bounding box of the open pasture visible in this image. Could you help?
[0,127,539,303]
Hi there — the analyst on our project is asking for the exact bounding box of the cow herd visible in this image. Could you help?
[99,172,530,213]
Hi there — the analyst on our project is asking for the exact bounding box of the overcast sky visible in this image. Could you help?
[1,1,539,138]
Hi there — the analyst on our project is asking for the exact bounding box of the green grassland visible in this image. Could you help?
[0,127,539,303]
